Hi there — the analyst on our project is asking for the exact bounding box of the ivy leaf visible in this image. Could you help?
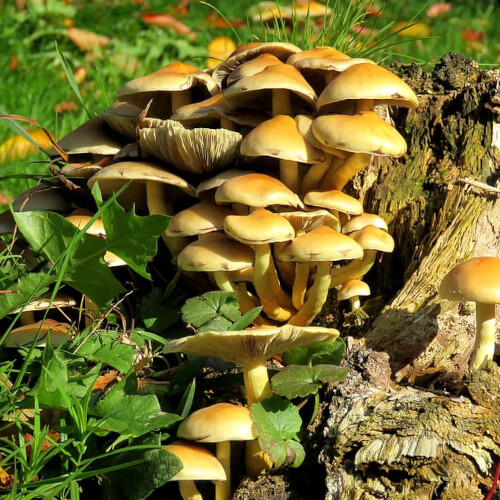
[250,396,303,468]
[271,364,349,399]
[181,291,241,331]
[106,433,182,500]
[94,372,182,437]
[282,337,346,366]
[93,183,170,280]
[13,210,125,307]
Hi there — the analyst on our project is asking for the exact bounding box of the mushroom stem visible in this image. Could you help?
[470,302,497,370]
[243,358,272,406]
[320,152,372,191]
[279,159,300,194]
[292,262,309,310]
[178,481,203,500]
[146,181,188,257]
[213,271,237,293]
[215,441,231,500]
[220,116,235,131]
[254,245,293,322]
[272,89,292,116]
[245,439,273,479]
[354,98,375,113]
[20,310,36,326]
[171,89,192,113]
[300,156,338,196]
[350,296,361,312]
[329,250,376,287]
[289,261,332,326]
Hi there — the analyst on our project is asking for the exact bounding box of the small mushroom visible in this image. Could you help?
[4,319,73,347]
[439,257,500,370]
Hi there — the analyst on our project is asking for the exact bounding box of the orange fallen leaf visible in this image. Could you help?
[10,54,18,71]
[351,24,378,37]
[73,65,87,84]
[0,465,14,490]
[394,22,431,37]
[141,13,196,40]
[24,429,60,456]
[461,28,484,42]
[53,101,78,114]
[426,3,451,18]
[0,129,55,163]
[67,26,110,51]
[206,36,237,69]
[93,370,119,392]
[0,193,11,205]
[205,14,246,28]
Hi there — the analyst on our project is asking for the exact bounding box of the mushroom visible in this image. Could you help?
[4,319,73,347]
[164,440,226,500]
[337,279,371,312]
[177,403,257,500]
[439,257,500,370]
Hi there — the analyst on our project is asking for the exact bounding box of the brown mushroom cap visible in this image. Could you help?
[4,319,73,347]
[439,257,500,304]
[337,279,371,302]
[349,225,395,253]
[304,189,364,215]
[342,213,389,234]
[317,62,418,114]
[177,403,257,443]
[101,101,143,141]
[196,169,254,199]
[312,111,407,157]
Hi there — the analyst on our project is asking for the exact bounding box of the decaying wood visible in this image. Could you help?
[347,53,500,383]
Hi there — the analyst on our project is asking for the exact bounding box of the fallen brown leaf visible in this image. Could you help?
[67,26,110,51]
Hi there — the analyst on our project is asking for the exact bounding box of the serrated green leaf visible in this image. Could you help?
[13,210,125,306]
[271,365,322,399]
[106,434,182,500]
[139,288,180,333]
[93,183,170,280]
[250,396,302,468]
[313,364,349,384]
[285,438,305,468]
[282,337,346,366]
[88,342,138,374]
[181,291,241,331]
[94,372,182,437]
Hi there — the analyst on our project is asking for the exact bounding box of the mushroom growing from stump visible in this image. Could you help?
[439,257,500,370]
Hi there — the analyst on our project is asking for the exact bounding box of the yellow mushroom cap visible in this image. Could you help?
[349,225,395,253]
[4,319,73,347]
[342,213,389,234]
[227,53,283,86]
[439,257,500,304]
[337,279,371,301]
[304,189,363,215]
[177,403,257,443]
[165,441,227,482]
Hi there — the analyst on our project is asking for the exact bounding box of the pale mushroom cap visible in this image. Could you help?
[317,62,418,113]
[349,225,395,252]
[304,189,364,215]
[196,169,254,197]
[165,441,227,482]
[215,173,303,209]
[101,101,142,140]
[240,115,326,164]
[287,46,351,66]
[166,202,233,237]
[164,324,340,364]
[293,57,375,73]
[439,257,500,304]
[176,232,254,272]
[212,41,302,87]
[177,403,257,443]
[4,319,72,347]
[223,64,317,111]
[278,209,341,233]
[61,163,102,179]
[11,292,76,314]
[66,214,106,237]
[279,225,363,262]
[342,213,389,234]
[224,209,295,245]
[337,279,371,301]
[54,117,124,156]
[312,111,407,157]
[227,53,283,86]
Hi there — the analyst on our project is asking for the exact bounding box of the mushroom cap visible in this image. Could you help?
[317,62,419,113]
[176,232,254,272]
[304,189,364,215]
[177,403,257,443]
[196,169,254,198]
[278,209,341,233]
[224,209,295,245]
[12,184,71,213]
[139,119,243,176]
[53,117,124,157]
[312,111,407,157]
[227,53,283,86]
[215,173,303,209]
[166,202,233,237]
[4,319,72,347]
[101,101,142,140]
[279,225,363,263]
[61,163,102,179]
[223,64,317,112]
[337,279,371,301]
[164,324,340,364]
[439,257,500,304]
[342,213,389,234]
[287,46,351,66]
[11,292,76,314]
[212,41,302,87]
[165,441,227,482]
[349,225,395,253]
[240,114,326,164]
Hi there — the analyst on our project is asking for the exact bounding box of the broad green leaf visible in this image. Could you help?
[0,270,54,320]
[181,291,241,331]
[139,288,181,333]
[95,372,182,437]
[106,434,182,500]
[88,342,138,374]
[93,183,170,280]
[14,211,125,306]
[285,438,305,468]
[282,338,346,366]
[271,364,349,399]
[250,396,302,468]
